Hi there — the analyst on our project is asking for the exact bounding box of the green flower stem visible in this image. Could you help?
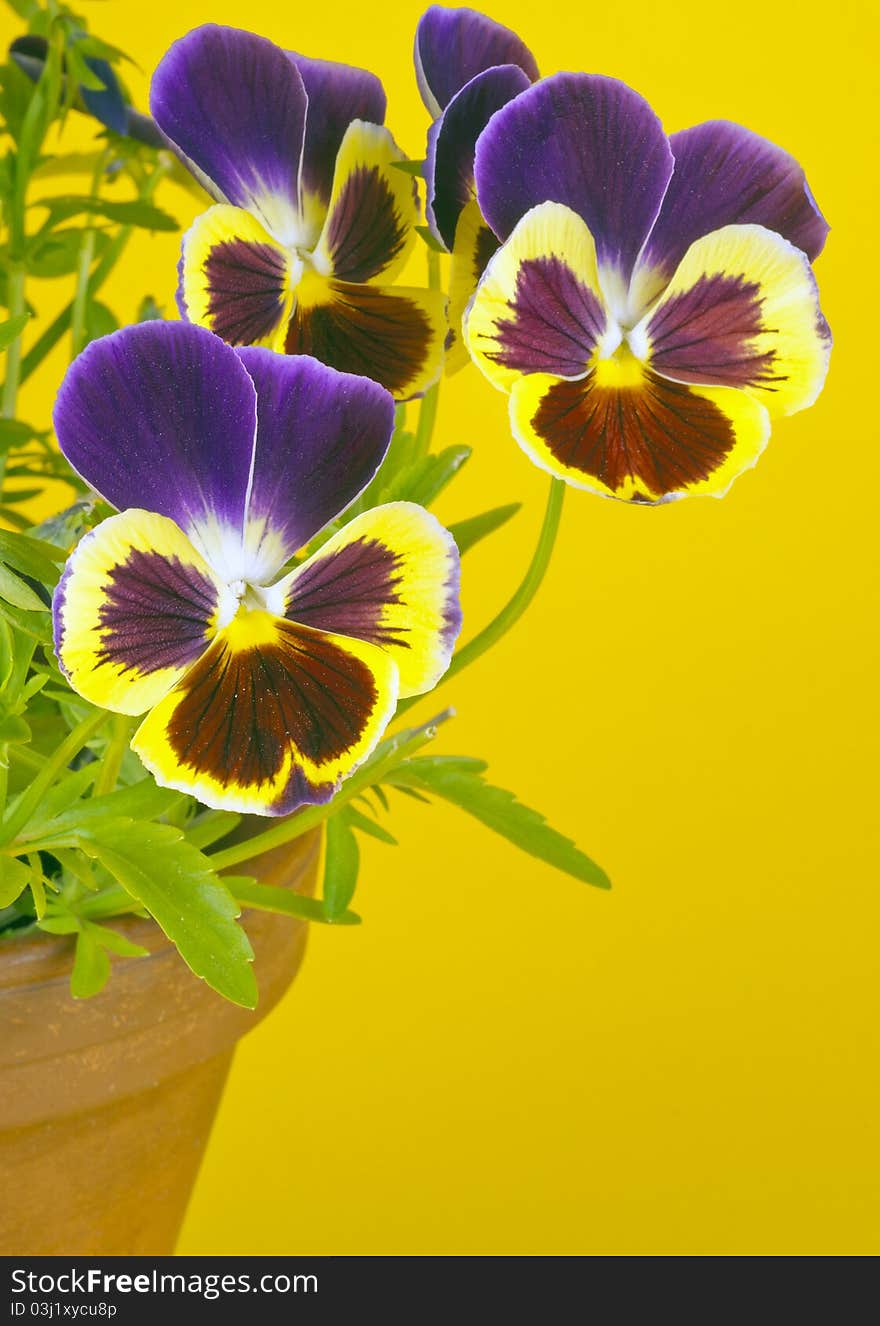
[1,264,27,422]
[209,710,453,872]
[92,713,134,798]
[69,150,110,359]
[414,247,442,452]
[0,709,109,848]
[397,476,565,717]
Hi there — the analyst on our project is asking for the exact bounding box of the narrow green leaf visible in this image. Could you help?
[230,876,361,926]
[404,445,471,507]
[77,818,257,1007]
[33,195,178,231]
[0,312,30,351]
[447,503,522,555]
[391,159,425,176]
[343,804,398,846]
[25,229,111,278]
[0,562,47,610]
[33,779,183,838]
[87,921,149,959]
[323,814,360,919]
[70,924,111,998]
[0,528,64,582]
[0,856,31,908]
[387,760,611,889]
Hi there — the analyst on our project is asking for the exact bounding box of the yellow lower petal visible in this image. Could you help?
[132,610,399,816]
[509,361,771,503]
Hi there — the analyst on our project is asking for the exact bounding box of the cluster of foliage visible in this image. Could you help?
[0,1,607,1007]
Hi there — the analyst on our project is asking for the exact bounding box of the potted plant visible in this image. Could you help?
[0,1,830,1255]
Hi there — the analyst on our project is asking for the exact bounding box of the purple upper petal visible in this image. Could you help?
[415,5,538,117]
[637,120,830,292]
[426,63,531,251]
[474,73,674,289]
[287,51,387,207]
[53,323,258,569]
[150,25,307,243]
[235,349,395,570]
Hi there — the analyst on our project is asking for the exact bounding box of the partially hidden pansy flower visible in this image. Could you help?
[149,24,447,401]
[415,5,538,370]
[52,323,462,815]
[464,74,831,503]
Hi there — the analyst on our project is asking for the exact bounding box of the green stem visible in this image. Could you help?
[414,247,442,451]
[92,713,133,798]
[0,709,109,848]
[397,476,565,717]
[209,711,451,872]
[69,152,108,360]
[1,265,27,422]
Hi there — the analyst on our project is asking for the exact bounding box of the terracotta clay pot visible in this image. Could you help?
[0,827,321,1256]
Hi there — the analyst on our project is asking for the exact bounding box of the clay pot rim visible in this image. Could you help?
[0,828,321,994]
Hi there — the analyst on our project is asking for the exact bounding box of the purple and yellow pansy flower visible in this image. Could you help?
[149,24,447,401]
[415,5,538,370]
[464,74,832,503]
[51,323,461,816]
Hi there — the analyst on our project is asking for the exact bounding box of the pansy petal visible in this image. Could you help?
[312,121,417,284]
[178,204,293,350]
[132,612,398,816]
[474,73,673,304]
[632,120,829,311]
[53,509,233,716]
[273,502,461,698]
[634,223,832,418]
[445,197,500,373]
[426,63,531,251]
[234,348,395,576]
[286,274,447,401]
[287,51,386,213]
[508,362,770,503]
[464,201,609,391]
[54,324,258,578]
[415,5,538,117]
[150,24,307,244]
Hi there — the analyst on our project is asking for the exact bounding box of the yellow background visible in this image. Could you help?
[7,0,878,1255]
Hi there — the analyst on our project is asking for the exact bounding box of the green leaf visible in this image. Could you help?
[0,562,47,610]
[0,856,31,908]
[0,714,31,745]
[25,229,110,278]
[22,765,98,834]
[26,778,185,845]
[343,804,398,846]
[0,419,44,454]
[386,759,611,889]
[87,921,149,959]
[76,818,257,1007]
[0,616,14,694]
[0,528,64,582]
[136,294,164,322]
[70,923,111,998]
[0,312,30,351]
[322,814,360,919]
[404,446,471,507]
[231,876,361,926]
[391,159,425,177]
[0,599,53,643]
[83,299,117,343]
[33,195,179,231]
[447,503,522,555]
